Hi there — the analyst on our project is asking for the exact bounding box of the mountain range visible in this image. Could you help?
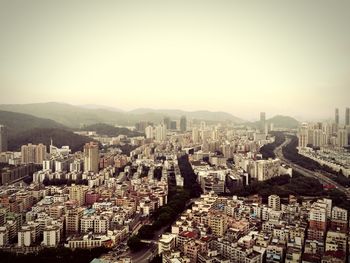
[0,102,245,127]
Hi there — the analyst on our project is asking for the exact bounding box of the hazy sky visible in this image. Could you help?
[0,0,349,120]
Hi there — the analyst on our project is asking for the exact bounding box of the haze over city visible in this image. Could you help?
[2,1,350,263]
[1,0,350,120]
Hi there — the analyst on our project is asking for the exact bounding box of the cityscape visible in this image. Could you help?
[1,1,350,263]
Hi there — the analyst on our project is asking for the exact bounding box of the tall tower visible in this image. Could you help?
[335,108,339,125]
[260,112,266,132]
[346,107,350,126]
[163,117,170,129]
[0,125,8,152]
[83,142,99,173]
[180,116,187,132]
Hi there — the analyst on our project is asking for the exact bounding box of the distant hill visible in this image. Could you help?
[250,115,300,129]
[267,115,300,129]
[0,110,66,136]
[8,128,92,152]
[82,123,143,137]
[0,110,93,152]
[78,104,123,112]
[129,108,244,123]
[0,102,245,127]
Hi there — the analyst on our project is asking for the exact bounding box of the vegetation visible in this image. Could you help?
[82,123,143,137]
[226,172,325,201]
[8,128,93,152]
[136,187,190,240]
[250,115,299,129]
[0,247,109,263]
[0,110,65,136]
[177,154,202,198]
[127,235,143,251]
[282,135,350,187]
[259,131,285,159]
[42,178,88,186]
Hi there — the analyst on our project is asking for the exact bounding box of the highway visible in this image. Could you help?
[274,136,350,198]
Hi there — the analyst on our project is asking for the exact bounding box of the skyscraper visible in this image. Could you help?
[163,117,171,129]
[180,116,187,132]
[335,108,339,125]
[21,143,47,164]
[155,124,167,141]
[337,129,348,147]
[83,142,99,173]
[0,125,8,152]
[346,107,350,126]
[260,112,266,132]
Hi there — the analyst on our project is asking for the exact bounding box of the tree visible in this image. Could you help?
[127,235,143,251]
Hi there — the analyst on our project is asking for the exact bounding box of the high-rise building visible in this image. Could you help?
[298,124,309,148]
[21,143,47,164]
[163,117,171,129]
[335,108,339,125]
[180,116,187,132]
[83,142,99,173]
[145,125,154,139]
[0,125,8,152]
[69,184,88,206]
[337,128,348,147]
[192,128,200,144]
[260,112,266,132]
[155,124,167,141]
[268,195,281,211]
[65,208,84,234]
[346,107,350,126]
[170,120,177,130]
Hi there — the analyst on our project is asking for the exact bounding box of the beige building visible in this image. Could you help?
[83,142,99,173]
[21,143,47,164]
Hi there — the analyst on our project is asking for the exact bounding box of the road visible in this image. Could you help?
[274,136,350,198]
[118,198,197,262]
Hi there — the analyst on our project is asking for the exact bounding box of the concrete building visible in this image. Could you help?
[337,128,348,147]
[0,125,8,152]
[21,143,47,164]
[180,116,187,132]
[42,225,61,247]
[158,233,176,255]
[335,108,339,126]
[83,142,99,173]
[145,125,154,139]
[268,195,281,211]
[69,184,88,206]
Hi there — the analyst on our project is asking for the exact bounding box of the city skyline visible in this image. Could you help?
[1,0,350,120]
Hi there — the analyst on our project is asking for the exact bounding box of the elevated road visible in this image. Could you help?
[274,136,350,198]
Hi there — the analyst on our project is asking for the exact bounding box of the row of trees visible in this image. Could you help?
[42,178,88,186]
[177,154,202,198]
[282,135,350,187]
[128,155,198,251]
[259,131,286,159]
[226,172,325,201]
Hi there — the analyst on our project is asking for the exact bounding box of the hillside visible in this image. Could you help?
[267,115,300,129]
[0,102,245,127]
[0,110,66,136]
[129,108,245,123]
[8,128,92,152]
[82,123,143,137]
[250,115,300,129]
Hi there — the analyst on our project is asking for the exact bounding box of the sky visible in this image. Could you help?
[0,0,349,121]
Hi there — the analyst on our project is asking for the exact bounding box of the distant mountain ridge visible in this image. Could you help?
[0,110,66,136]
[250,115,300,129]
[0,102,245,127]
[0,110,92,151]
